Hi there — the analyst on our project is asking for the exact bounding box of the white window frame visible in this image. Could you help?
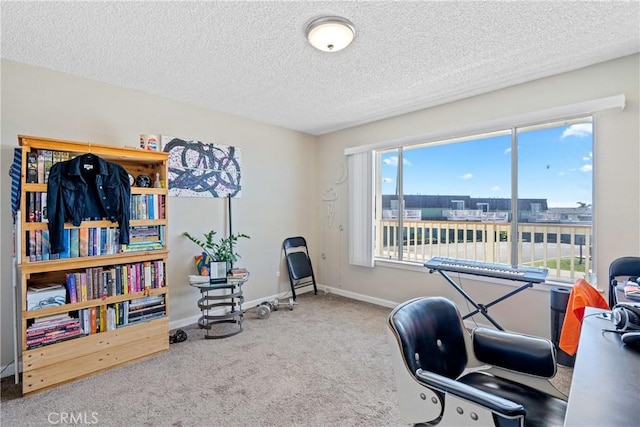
[345,95,624,269]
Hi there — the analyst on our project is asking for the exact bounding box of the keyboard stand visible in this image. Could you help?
[431,269,534,331]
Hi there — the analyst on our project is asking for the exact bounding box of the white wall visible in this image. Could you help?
[316,54,640,337]
[0,59,319,371]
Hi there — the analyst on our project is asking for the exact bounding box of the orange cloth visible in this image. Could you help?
[559,279,609,356]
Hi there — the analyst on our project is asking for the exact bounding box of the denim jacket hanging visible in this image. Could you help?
[47,153,131,254]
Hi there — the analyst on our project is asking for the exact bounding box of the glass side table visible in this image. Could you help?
[189,274,249,339]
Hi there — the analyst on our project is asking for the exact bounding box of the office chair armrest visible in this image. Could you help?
[472,327,556,378]
[416,369,525,417]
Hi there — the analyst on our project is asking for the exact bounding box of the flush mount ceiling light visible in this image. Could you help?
[306,16,355,52]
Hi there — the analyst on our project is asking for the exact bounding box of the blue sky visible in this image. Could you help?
[381,122,593,208]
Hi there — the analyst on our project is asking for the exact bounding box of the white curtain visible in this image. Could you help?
[347,151,374,267]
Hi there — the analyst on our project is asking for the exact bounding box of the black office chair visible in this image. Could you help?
[282,236,317,301]
[387,297,567,426]
[608,256,640,307]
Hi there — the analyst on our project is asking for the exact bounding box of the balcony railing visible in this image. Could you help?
[376,219,592,283]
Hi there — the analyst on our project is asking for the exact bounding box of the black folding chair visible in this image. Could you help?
[609,256,640,307]
[283,237,317,300]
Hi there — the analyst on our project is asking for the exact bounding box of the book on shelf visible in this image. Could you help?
[34,192,41,222]
[90,307,97,334]
[80,273,88,302]
[26,315,84,349]
[60,229,71,259]
[35,230,42,261]
[128,303,166,318]
[127,311,165,325]
[79,308,91,334]
[41,229,50,261]
[120,242,164,252]
[27,329,84,349]
[26,152,38,183]
[28,283,64,293]
[27,321,82,337]
[79,228,89,257]
[33,313,69,324]
[69,228,80,258]
[100,227,107,254]
[37,151,45,184]
[106,307,117,331]
[27,192,35,222]
[65,273,77,303]
[29,313,74,327]
[28,230,36,261]
[43,150,53,183]
[99,305,107,332]
[129,294,164,310]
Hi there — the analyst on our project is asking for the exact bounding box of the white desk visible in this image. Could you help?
[564,307,640,426]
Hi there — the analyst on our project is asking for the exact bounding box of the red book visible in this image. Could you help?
[90,307,97,334]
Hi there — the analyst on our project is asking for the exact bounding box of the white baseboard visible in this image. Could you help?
[318,285,399,309]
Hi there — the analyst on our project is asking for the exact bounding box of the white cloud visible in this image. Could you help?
[580,164,592,172]
[383,157,398,166]
[383,156,411,166]
[460,173,473,180]
[557,171,565,176]
[504,147,511,154]
[382,177,394,183]
[562,123,593,139]
[491,186,501,192]
[582,156,590,161]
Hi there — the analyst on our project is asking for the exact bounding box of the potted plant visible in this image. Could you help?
[183,230,250,282]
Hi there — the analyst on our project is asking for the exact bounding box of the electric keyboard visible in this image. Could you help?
[425,257,548,283]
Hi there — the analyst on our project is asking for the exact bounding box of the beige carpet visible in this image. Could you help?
[1,293,571,426]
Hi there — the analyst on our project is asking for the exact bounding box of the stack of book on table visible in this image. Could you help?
[228,268,249,280]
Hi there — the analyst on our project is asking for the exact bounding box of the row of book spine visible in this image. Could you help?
[26,149,71,184]
[77,295,166,336]
[130,194,166,220]
[26,225,166,261]
[65,261,166,303]
[26,192,166,223]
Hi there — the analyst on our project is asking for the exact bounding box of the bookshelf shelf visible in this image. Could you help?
[19,250,169,274]
[17,135,170,395]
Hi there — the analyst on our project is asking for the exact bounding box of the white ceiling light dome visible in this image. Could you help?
[306,16,355,52]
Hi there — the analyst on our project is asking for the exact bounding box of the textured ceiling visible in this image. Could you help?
[2,1,639,136]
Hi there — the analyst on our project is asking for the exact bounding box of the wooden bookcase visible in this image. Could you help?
[17,135,170,395]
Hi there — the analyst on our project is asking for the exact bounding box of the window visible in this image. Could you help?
[477,203,489,213]
[451,200,465,210]
[374,117,593,283]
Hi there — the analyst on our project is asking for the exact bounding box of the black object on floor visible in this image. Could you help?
[170,329,188,344]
